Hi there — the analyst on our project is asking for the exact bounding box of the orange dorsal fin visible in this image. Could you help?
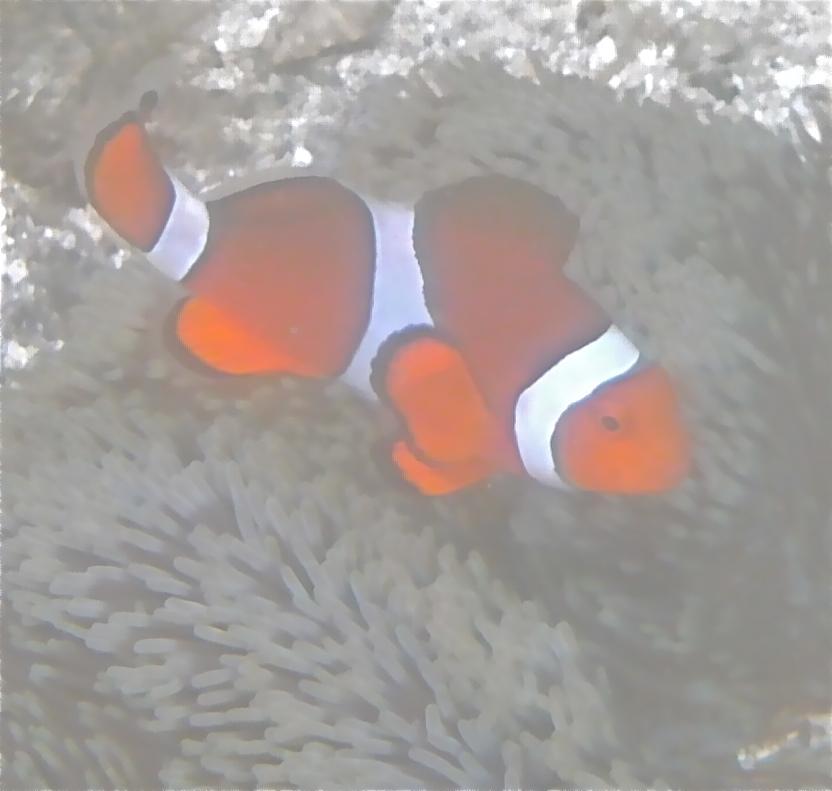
[411,176,604,423]
[379,332,499,466]
[167,297,315,376]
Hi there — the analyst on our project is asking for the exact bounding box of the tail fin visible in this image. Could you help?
[83,91,174,252]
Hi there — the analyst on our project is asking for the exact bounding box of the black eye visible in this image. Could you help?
[601,415,620,431]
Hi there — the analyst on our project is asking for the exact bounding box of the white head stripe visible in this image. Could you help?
[513,324,641,487]
[147,174,209,281]
[339,199,433,399]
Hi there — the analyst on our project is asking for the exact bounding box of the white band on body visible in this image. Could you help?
[147,174,210,281]
[513,324,640,487]
[340,200,433,399]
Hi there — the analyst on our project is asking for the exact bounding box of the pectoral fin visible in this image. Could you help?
[391,440,495,496]
[379,332,498,466]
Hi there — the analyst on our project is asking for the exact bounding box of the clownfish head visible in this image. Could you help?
[554,363,691,494]
[514,325,690,495]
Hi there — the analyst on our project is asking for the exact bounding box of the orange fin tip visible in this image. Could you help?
[168,297,311,377]
[391,440,494,496]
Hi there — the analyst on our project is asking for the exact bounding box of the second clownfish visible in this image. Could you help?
[82,92,690,496]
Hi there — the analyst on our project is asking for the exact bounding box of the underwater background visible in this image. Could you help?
[3,1,831,787]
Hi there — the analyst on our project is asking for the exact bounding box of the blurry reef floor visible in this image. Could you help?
[3,1,832,788]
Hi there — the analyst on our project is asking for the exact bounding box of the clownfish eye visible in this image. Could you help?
[600,415,620,432]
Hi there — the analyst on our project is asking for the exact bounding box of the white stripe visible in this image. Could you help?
[513,325,640,487]
[339,200,433,399]
[147,174,209,281]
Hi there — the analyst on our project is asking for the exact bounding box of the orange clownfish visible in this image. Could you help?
[82,93,690,496]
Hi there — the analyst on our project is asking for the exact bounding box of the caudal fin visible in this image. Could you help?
[83,91,174,252]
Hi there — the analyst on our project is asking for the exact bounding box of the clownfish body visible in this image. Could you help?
[83,94,690,496]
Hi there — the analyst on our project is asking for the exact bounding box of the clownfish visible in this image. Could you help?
[81,92,690,496]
